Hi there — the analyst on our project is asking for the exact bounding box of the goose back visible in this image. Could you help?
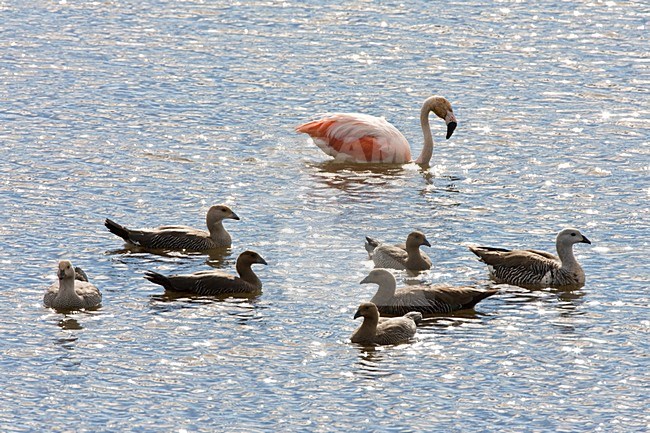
[361,269,496,317]
[372,284,498,317]
[144,270,259,296]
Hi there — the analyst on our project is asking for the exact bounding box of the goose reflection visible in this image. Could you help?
[107,246,233,267]
[225,302,264,324]
[414,309,489,329]
[148,292,263,320]
[500,285,586,308]
[53,317,80,366]
[205,249,234,268]
[57,316,83,331]
[353,346,395,379]
[551,287,586,318]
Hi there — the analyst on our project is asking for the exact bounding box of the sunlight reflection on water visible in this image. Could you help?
[0,1,648,431]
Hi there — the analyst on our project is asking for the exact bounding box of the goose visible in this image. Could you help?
[144,250,267,296]
[105,204,239,252]
[469,228,591,289]
[44,260,102,311]
[296,96,457,164]
[360,269,497,317]
[365,231,432,271]
[351,302,419,346]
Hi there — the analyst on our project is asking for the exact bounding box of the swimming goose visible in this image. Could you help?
[144,250,267,296]
[469,228,591,289]
[366,231,432,271]
[105,204,239,252]
[44,260,102,311]
[351,302,419,346]
[360,269,497,317]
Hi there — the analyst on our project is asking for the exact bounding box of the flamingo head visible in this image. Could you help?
[427,96,457,139]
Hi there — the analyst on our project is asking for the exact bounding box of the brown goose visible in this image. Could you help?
[105,204,239,252]
[351,302,419,346]
[44,260,102,311]
[360,269,497,317]
[469,228,591,289]
[144,250,267,296]
[365,231,432,271]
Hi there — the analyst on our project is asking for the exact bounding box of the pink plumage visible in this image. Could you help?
[296,96,458,165]
[295,113,411,163]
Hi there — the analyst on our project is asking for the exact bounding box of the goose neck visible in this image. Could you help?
[372,278,397,303]
[209,220,230,243]
[236,262,262,289]
[556,242,579,270]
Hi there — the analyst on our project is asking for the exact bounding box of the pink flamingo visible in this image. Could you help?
[295,96,457,164]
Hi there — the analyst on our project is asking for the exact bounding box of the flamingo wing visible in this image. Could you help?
[296,113,411,163]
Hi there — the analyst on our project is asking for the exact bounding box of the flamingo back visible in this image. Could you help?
[296,113,411,163]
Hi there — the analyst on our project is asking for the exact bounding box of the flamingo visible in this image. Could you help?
[295,95,457,164]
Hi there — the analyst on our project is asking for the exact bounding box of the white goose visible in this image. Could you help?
[44,260,102,311]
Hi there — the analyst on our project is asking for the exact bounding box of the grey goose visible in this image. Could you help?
[105,204,239,252]
[469,228,591,289]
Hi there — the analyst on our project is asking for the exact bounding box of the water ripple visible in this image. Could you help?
[0,1,648,431]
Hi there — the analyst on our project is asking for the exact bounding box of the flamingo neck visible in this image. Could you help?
[414,104,434,165]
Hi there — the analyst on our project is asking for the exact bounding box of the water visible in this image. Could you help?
[1,1,648,431]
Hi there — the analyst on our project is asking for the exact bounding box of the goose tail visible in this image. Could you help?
[144,271,173,291]
[105,218,131,242]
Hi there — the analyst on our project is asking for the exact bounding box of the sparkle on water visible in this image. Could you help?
[0,1,648,432]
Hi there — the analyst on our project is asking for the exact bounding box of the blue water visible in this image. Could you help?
[0,1,648,432]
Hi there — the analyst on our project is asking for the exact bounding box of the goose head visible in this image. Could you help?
[557,228,591,247]
[207,204,240,227]
[405,231,431,249]
[353,302,380,320]
[237,250,268,267]
[57,260,76,281]
[360,269,397,287]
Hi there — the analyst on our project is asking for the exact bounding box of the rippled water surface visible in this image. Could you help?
[1,1,648,431]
